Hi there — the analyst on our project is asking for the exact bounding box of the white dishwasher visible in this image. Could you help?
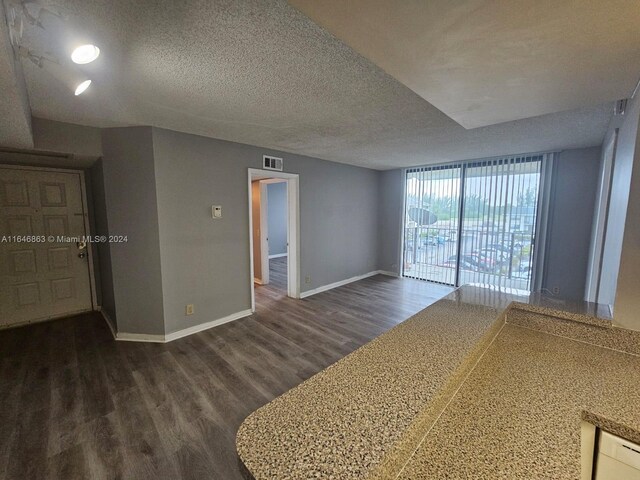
[595,431,640,479]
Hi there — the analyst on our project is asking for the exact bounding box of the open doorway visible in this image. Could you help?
[250,178,288,292]
[248,168,299,311]
[263,179,288,292]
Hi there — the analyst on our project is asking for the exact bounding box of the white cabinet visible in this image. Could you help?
[595,431,640,480]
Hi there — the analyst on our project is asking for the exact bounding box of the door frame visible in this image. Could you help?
[247,168,300,311]
[0,163,98,316]
[252,180,270,285]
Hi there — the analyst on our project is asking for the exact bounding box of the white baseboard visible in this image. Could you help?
[378,270,399,277]
[116,332,166,343]
[268,253,288,259]
[164,309,252,342]
[301,270,394,298]
[113,308,253,343]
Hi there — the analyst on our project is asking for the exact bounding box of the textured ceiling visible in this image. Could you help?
[0,1,33,149]
[289,0,640,129]
[6,0,616,169]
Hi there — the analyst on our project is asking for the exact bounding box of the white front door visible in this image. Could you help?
[0,167,93,328]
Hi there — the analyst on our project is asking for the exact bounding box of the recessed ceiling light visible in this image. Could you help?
[71,44,100,64]
[75,79,92,96]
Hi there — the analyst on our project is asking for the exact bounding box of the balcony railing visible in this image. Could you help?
[403,226,534,289]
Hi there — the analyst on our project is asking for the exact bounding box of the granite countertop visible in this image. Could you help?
[236,285,640,480]
[396,323,640,479]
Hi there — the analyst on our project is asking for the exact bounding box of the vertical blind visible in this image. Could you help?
[403,164,462,286]
[403,155,544,291]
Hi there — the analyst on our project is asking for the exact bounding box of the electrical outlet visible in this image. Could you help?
[186,304,194,315]
[305,276,311,284]
[552,287,560,295]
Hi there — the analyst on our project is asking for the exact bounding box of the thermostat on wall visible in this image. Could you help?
[212,205,222,218]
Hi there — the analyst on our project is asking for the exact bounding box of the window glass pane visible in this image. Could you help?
[461,158,541,290]
[403,166,461,286]
[402,156,542,291]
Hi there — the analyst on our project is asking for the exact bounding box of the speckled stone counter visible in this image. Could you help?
[236,285,638,479]
[506,308,640,355]
[396,324,640,479]
[236,286,528,479]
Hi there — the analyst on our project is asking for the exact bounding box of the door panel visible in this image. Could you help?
[459,158,541,290]
[403,165,461,286]
[0,167,92,327]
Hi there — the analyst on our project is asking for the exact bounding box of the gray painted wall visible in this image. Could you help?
[377,148,603,299]
[101,127,166,334]
[32,117,102,160]
[19,115,619,332]
[542,147,601,300]
[267,182,288,256]
[152,127,379,335]
[610,94,640,330]
[15,116,631,333]
[378,169,404,275]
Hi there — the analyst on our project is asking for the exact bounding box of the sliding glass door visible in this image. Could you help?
[403,165,461,285]
[403,155,543,291]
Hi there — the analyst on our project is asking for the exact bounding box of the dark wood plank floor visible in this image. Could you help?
[266,257,287,292]
[0,275,452,480]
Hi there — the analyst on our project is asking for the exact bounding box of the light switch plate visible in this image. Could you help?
[212,205,222,218]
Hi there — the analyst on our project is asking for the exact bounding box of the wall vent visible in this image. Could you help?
[614,99,628,116]
[263,155,283,171]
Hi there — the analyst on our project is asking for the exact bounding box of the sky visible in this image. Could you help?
[406,163,541,207]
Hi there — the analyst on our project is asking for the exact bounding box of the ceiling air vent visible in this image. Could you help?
[263,155,283,171]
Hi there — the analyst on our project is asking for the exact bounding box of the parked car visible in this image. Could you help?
[488,242,524,253]
[447,254,495,272]
[423,235,446,246]
[478,248,508,260]
[443,259,477,271]
[476,248,510,267]
[467,254,495,272]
